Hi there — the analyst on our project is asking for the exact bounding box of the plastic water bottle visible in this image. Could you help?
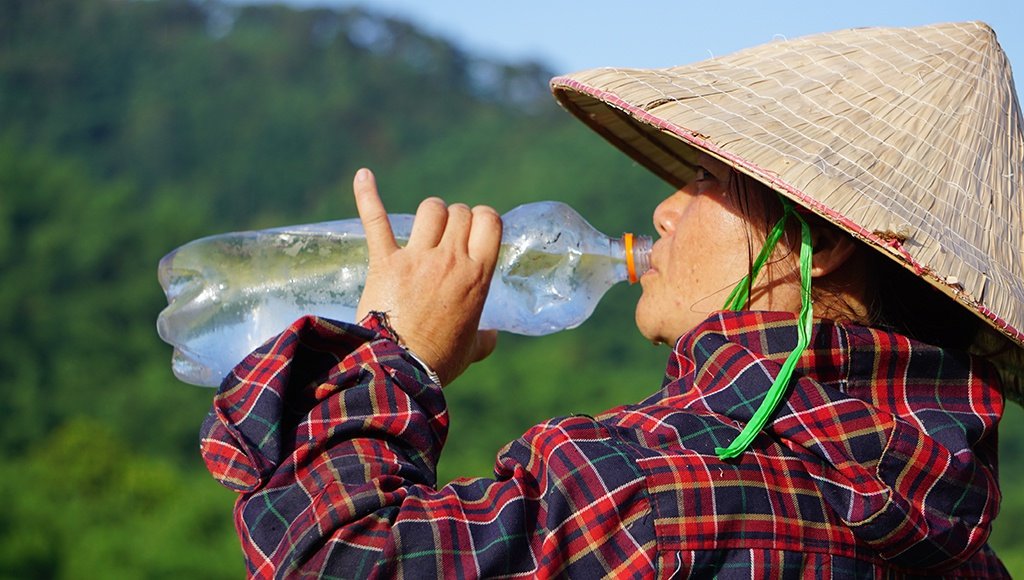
[157,201,652,386]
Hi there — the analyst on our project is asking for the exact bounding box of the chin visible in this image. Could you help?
[634,313,662,345]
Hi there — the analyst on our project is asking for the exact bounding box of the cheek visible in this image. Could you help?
[664,249,698,297]
[636,197,757,341]
[673,205,753,294]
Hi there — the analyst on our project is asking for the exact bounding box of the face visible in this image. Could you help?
[635,154,801,345]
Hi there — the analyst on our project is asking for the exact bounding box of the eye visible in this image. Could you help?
[694,167,714,181]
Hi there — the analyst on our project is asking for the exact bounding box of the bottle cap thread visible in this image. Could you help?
[625,233,638,283]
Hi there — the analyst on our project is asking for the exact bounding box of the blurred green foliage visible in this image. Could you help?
[0,0,1020,576]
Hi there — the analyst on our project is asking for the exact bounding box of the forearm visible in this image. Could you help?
[200,313,654,578]
[201,314,450,576]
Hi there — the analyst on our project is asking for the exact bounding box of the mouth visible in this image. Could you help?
[643,241,664,276]
[639,262,657,287]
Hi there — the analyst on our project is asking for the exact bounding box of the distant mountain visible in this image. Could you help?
[0,0,563,224]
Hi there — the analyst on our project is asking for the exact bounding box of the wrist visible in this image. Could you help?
[403,347,443,389]
[363,311,442,389]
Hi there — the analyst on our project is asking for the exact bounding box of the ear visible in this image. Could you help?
[809,224,858,278]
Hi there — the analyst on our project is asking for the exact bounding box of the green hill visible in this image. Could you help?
[0,0,1020,575]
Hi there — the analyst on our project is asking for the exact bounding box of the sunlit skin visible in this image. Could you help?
[353,168,503,386]
[352,158,868,385]
[636,153,868,346]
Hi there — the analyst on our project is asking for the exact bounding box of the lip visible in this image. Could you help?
[644,240,664,275]
[638,270,655,288]
[639,257,658,284]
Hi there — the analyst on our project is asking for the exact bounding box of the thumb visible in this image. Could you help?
[429,330,498,387]
[470,330,498,363]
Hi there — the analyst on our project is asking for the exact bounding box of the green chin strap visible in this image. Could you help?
[715,195,814,460]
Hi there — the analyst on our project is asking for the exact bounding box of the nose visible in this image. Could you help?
[653,189,685,237]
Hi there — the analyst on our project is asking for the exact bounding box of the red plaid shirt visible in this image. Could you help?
[201,310,1007,578]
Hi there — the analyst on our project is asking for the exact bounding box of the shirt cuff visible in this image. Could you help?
[362,311,443,389]
[403,348,443,389]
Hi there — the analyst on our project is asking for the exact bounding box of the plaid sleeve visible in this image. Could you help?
[199,315,655,579]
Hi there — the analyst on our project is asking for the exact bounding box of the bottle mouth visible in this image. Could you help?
[624,233,652,284]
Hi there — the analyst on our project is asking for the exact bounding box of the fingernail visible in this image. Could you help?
[356,168,370,182]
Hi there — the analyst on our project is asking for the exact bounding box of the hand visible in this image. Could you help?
[353,168,502,386]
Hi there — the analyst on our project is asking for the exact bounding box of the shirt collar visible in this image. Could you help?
[662,310,1001,415]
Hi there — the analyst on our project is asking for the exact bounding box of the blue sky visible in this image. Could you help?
[230,0,1023,93]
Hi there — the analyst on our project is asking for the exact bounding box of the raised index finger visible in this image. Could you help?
[352,168,400,258]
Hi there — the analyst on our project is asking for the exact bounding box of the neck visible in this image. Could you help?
[811,250,871,325]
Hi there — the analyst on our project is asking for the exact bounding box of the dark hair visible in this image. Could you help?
[863,250,981,351]
[725,170,982,351]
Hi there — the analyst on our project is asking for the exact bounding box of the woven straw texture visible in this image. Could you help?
[551,22,1024,398]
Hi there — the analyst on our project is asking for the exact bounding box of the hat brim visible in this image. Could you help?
[550,22,1024,399]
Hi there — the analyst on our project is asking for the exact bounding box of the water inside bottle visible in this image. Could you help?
[158,230,633,385]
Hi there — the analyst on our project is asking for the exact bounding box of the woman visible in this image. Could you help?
[202,22,1019,577]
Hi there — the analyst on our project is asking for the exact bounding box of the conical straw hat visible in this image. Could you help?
[551,21,1024,399]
